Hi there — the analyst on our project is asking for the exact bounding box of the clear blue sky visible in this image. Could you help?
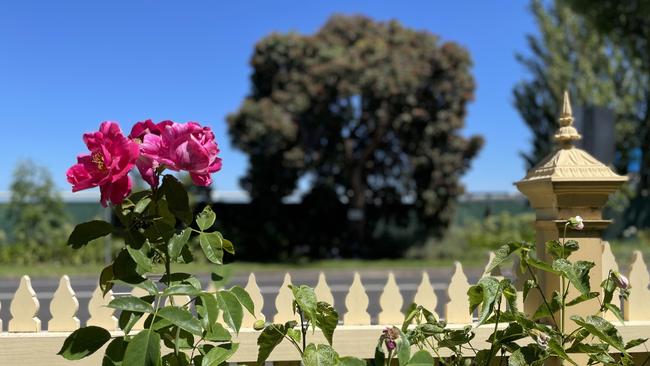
[0,1,537,194]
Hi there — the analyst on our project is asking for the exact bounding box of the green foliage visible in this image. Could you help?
[59,174,252,365]
[228,14,483,254]
[255,284,364,366]
[514,0,644,173]
[390,223,646,365]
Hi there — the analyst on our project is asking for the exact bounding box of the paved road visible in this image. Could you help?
[0,267,485,327]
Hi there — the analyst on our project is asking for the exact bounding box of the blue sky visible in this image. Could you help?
[0,1,537,194]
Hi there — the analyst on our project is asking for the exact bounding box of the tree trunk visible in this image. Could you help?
[348,164,366,257]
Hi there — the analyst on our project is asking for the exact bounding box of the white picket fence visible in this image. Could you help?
[1,243,650,365]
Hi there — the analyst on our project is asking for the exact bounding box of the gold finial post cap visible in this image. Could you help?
[554,90,582,146]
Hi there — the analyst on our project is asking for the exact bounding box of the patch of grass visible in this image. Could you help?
[0,257,488,279]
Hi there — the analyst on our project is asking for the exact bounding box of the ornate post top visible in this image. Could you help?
[554,90,582,147]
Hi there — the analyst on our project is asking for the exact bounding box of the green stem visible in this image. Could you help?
[484,295,503,366]
[299,309,307,353]
[525,262,560,329]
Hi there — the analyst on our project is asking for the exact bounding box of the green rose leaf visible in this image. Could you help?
[204,322,232,342]
[102,336,127,366]
[118,310,143,335]
[201,343,239,366]
[108,296,154,313]
[126,242,154,273]
[161,174,192,225]
[123,329,161,366]
[199,232,224,264]
[99,264,114,296]
[134,196,152,214]
[196,206,216,231]
[57,326,111,360]
[162,284,201,297]
[112,249,146,284]
[230,285,255,316]
[218,290,244,333]
[162,352,191,366]
[197,292,220,329]
[257,323,289,365]
[168,228,192,260]
[302,343,339,366]
[68,220,113,249]
[157,306,204,336]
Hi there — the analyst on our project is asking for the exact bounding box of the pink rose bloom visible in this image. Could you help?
[67,122,139,206]
[141,122,222,186]
[129,119,173,187]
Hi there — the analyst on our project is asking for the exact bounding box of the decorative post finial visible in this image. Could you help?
[554,90,582,147]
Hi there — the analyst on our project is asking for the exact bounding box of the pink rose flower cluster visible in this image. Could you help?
[66,120,222,207]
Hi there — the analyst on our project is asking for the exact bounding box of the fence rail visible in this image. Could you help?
[2,243,650,365]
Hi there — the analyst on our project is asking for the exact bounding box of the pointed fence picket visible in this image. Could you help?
[3,250,650,365]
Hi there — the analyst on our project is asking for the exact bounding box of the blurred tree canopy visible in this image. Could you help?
[227,15,482,256]
[514,0,643,173]
[3,160,72,262]
[564,0,650,228]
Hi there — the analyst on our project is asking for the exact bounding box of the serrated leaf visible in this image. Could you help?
[108,296,154,313]
[547,338,577,365]
[197,292,220,329]
[134,197,152,214]
[218,290,244,333]
[201,343,239,366]
[68,220,113,249]
[57,326,111,360]
[168,228,191,260]
[99,264,114,296]
[199,232,224,264]
[161,175,192,225]
[127,242,153,273]
[157,306,204,336]
[162,284,201,297]
[523,279,536,301]
[102,336,127,366]
[123,329,161,366]
[222,238,235,254]
[230,285,255,316]
[196,206,216,231]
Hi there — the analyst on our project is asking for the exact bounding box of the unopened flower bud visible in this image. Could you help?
[385,339,396,351]
[613,271,630,290]
[569,216,584,230]
[253,319,266,330]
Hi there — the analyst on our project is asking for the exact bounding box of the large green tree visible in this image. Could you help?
[228,15,482,253]
[565,0,650,227]
[514,0,642,172]
[5,160,71,258]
